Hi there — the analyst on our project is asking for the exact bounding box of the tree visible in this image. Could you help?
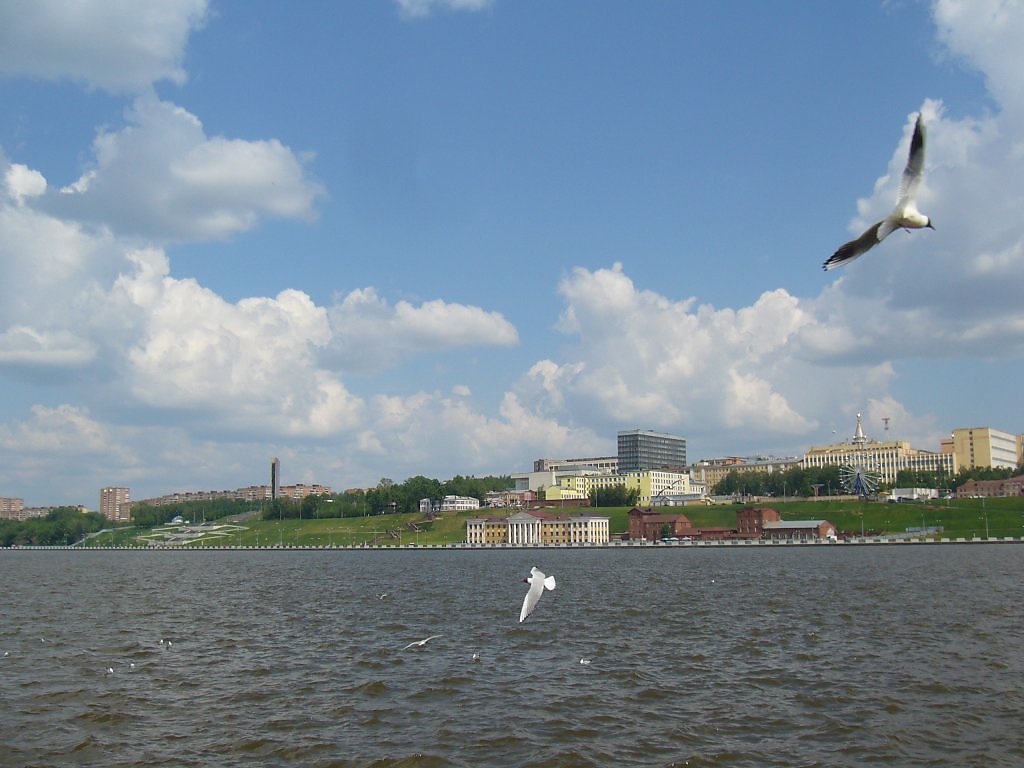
[0,507,107,547]
[589,484,639,507]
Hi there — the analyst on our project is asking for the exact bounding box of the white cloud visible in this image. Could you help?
[0,0,208,93]
[0,404,109,454]
[0,326,96,367]
[0,193,128,371]
[4,163,47,205]
[526,264,819,444]
[109,250,365,436]
[360,389,603,477]
[395,0,492,20]
[43,96,324,241]
[326,287,519,372]
[0,186,522,443]
[933,0,1024,118]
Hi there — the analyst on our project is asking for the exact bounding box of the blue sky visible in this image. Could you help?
[2,0,1023,506]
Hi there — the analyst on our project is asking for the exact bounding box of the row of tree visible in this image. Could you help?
[262,475,513,520]
[712,466,843,498]
[0,507,109,547]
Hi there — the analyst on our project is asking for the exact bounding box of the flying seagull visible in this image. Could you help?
[519,567,556,622]
[402,635,441,650]
[823,112,933,270]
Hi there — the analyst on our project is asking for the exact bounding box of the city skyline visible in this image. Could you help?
[2,1,1024,505]
[8,415,1021,511]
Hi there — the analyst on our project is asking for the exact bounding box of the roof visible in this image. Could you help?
[762,519,831,529]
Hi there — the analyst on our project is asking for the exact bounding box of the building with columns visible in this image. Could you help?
[802,413,952,485]
[465,510,610,545]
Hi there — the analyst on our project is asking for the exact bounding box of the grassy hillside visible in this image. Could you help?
[78,496,1024,548]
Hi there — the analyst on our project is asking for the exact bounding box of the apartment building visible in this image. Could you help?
[139,483,331,506]
[100,487,131,523]
[1,497,25,521]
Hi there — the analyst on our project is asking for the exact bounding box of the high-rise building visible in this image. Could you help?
[99,487,131,522]
[1,497,25,521]
[271,457,281,500]
[949,427,1022,471]
[617,429,687,472]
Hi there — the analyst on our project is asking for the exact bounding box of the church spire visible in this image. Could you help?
[853,412,868,445]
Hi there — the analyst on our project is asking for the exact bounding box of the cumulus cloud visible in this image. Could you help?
[360,389,603,477]
[103,248,362,437]
[0,180,524,443]
[0,404,110,455]
[0,326,97,368]
[0,192,129,375]
[0,0,208,93]
[326,287,519,372]
[41,96,324,241]
[4,163,47,205]
[933,0,1024,119]
[524,264,819,442]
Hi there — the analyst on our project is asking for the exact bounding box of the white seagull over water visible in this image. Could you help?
[519,567,556,623]
[823,112,933,270]
[402,635,441,650]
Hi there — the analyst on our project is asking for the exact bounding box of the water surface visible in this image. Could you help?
[1,546,1021,766]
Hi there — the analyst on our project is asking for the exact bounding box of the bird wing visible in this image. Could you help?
[895,113,926,211]
[823,220,895,270]
[520,579,544,622]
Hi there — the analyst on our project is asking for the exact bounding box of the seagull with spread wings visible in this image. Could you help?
[823,112,934,270]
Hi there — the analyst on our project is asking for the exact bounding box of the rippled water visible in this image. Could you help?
[1,546,1022,767]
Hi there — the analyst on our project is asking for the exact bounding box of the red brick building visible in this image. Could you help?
[628,507,699,540]
[736,507,782,536]
[628,506,834,542]
[956,475,1024,498]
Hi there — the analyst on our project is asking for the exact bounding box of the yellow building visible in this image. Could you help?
[692,457,800,490]
[465,511,610,545]
[948,427,1022,472]
[542,469,705,506]
[802,413,952,484]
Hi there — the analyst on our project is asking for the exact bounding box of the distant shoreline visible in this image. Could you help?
[4,537,1022,552]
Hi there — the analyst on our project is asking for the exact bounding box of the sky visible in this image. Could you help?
[1,0,1023,506]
